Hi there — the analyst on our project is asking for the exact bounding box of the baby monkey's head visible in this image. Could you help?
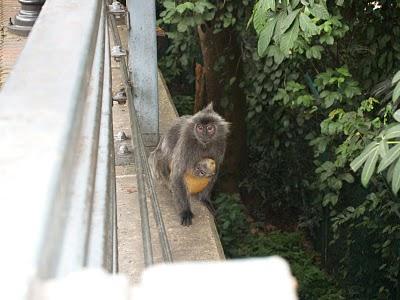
[192,158,216,177]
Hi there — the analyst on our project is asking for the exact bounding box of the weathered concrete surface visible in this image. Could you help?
[112,25,225,284]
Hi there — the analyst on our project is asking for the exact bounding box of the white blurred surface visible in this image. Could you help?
[31,256,298,300]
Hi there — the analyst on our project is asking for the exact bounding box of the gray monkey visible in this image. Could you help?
[149,102,229,226]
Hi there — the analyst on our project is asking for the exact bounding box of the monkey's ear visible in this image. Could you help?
[204,102,214,112]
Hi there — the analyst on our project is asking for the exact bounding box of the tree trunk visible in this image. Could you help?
[197,23,247,194]
[194,63,206,113]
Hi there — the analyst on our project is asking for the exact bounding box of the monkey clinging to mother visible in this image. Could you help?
[149,102,230,226]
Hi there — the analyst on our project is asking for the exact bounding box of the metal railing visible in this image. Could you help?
[0,0,171,296]
[0,0,117,295]
[108,0,172,265]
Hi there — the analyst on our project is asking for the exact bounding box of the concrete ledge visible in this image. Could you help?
[112,24,224,284]
[156,71,225,260]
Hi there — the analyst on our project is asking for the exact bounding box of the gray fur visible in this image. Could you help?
[148,102,229,226]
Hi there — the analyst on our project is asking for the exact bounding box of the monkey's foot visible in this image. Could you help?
[180,210,194,226]
[200,198,216,216]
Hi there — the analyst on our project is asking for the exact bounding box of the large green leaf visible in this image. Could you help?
[279,9,300,34]
[177,22,188,32]
[350,141,379,172]
[322,192,338,207]
[274,11,287,41]
[309,3,330,20]
[336,67,351,77]
[299,12,318,35]
[292,0,300,9]
[394,110,400,122]
[253,1,268,34]
[379,139,389,158]
[387,162,395,183]
[384,124,400,139]
[163,1,175,9]
[268,45,285,64]
[361,147,379,187]
[194,4,205,14]
[393,82,400,102]
[257,17,277,57]
[391,157,400,194]
[279,19,300,55]
[340,173,354,183]
[176,2,194,14]
[392,70,400,84]
[377,143,400,173]
[305,45,323,59]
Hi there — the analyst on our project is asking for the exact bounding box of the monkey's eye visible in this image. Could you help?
[206,125,215,133]
[196,124,204,131]
[199,170,205,176]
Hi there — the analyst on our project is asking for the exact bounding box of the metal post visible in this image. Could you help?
[127,0,159,146]
[8,0,46,36]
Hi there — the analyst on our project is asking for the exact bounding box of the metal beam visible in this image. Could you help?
[0,0,110,292]
[55,4,106,277]
[126,0,159,146]
[86,20,117,272]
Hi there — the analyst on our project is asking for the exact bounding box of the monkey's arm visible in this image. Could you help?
[198,142,226,215]
[197,170,218,215]
[170,159,193,226]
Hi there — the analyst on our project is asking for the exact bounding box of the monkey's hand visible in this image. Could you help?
[180,209,194,226]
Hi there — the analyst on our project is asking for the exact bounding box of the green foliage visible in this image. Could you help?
[250,0,348,63]
[157,0,250,114]
[158,0,400,298]
[244,1,400,298]
[173,95,194,115]
[157,0,204,114]
[350,71,400,194]
[393,71,400,103]
[350,124,400,194]
[160,0,216,32]
[214,193,345,300]
[343,1,400,90]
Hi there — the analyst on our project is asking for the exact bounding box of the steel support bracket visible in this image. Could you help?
[108,1,130,30]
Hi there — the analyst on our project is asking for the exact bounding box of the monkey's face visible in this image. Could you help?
[194,123,216,144]
[190,102,230,145]
[192,160,216,177]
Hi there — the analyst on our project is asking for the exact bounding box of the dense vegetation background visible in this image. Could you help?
[156,0,400,298]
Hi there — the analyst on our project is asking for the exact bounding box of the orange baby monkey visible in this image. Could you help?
[184,158,216,194]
